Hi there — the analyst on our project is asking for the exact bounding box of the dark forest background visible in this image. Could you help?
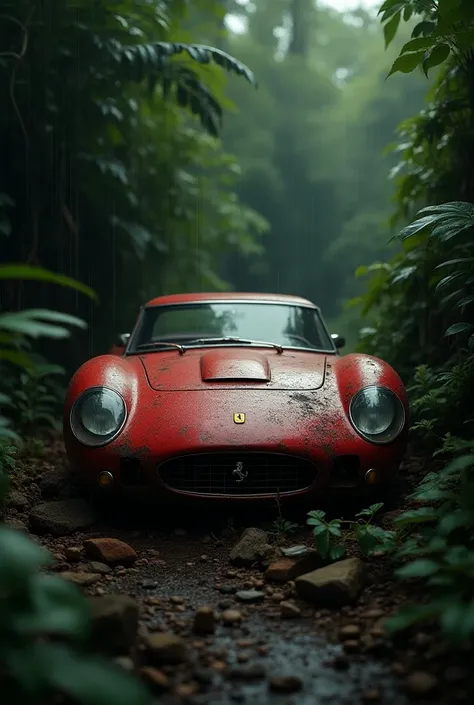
[0,0,429,373]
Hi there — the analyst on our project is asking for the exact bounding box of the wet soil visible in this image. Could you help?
[3,438,473,705]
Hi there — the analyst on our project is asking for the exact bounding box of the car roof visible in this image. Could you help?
[144,292,318,308]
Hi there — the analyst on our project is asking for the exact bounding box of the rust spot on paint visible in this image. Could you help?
[116,441,152,459]
[289,392,317,417]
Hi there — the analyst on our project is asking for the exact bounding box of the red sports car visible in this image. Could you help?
[63,292,408,504]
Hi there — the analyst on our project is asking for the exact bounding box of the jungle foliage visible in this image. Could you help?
[0,1,261,701]
[0,0,266,370]
[0,265,153,705]
[351,0,474,645]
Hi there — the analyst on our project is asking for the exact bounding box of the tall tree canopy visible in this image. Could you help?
[0,0,267,369]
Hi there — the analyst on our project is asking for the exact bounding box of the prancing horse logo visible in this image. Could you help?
[232,461,248,483]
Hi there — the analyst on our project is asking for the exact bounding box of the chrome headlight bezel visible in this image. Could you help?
[70,386,127,447]
[349,385,405,445]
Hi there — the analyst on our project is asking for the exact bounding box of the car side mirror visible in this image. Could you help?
[331,333,345,350]
[116,333,130,347]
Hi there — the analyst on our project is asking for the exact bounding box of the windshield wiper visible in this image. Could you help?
[136,341,185,355]
[182,336,283,354]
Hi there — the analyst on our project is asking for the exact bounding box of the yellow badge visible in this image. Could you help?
[233,412,245,424]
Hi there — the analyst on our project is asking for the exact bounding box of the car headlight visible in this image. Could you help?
[349,385,405,444]
[70,387,126,447]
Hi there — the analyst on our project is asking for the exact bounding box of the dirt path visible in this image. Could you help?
[3,440,472,705]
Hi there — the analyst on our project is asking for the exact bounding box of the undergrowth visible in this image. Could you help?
[0,264,151,703]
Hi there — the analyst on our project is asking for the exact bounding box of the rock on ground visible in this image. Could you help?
[192,606,215,635]
[229,527,277,566]
[8,490,29,510]
[144,633,187,665]
[83,537,137,565]
[38,467,84,499]
[28,499,94,536]
[87,594,139,655]
[264,548,321,583]
[59,571,102,586]
[295,557,364,607]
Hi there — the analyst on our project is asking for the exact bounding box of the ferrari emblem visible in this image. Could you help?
[233,461,248,482]
[233,412,245,424]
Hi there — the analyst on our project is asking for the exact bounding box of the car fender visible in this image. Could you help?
[63,354,149,434]
[332,352,408,418]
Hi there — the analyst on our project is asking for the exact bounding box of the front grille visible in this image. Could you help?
[157,452,318,496]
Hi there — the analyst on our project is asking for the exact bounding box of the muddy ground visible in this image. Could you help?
[3,438,473,705]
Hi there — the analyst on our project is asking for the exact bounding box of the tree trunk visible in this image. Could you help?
[288,0,312,57]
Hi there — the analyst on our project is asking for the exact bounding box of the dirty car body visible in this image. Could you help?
[64,293,408,504]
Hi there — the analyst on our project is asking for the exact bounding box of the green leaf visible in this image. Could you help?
[14,643,152,705]
[328,524,342,537]
[442,601,474,642]
[400,37,433,55]
[0,527,53,583]
[411,21,436,38]
[384,11,401,48]
[387,51,426,78]
[422,43,451,77]
[13,574,91,641]
[0,265,96,301]
[0,309,87,339]
[394,507,440,527]
[409,487,452,502]
[307,509,326,523]
[329,544,346,561]
[315,529,330,558]
[0,349,32,368]
[354,524,378,555]
[456,295,474,308]
[384,601,446,633]
[312,523,328,536]
[435,257,474,268]
[445,322,474,336]
[396,559,440,579]
[378,0,403,13]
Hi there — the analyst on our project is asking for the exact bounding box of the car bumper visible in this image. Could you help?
[65,437,405,504]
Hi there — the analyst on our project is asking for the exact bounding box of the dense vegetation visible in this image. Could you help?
[353,0,474,644]
[0,0,265,371]
[0,1,259,702]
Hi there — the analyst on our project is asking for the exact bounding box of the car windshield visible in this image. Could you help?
[128,301,335,353]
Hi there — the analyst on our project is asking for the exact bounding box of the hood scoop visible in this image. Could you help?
[200,350,271,383]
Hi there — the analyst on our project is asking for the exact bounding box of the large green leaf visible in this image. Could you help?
[384,11,401,47]
[0,265,97,301]
[13,574,91,642]
[0,527,53,583]
[0,310,87,339]
[122,42,256,86]
[387,51,426,78]
[36,643,152,705]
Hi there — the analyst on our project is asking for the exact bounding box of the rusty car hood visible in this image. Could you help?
[137,347,327,391]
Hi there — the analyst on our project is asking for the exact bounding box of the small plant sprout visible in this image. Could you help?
[307,503,396,560]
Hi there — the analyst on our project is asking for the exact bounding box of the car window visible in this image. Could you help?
[131,302,334,352]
